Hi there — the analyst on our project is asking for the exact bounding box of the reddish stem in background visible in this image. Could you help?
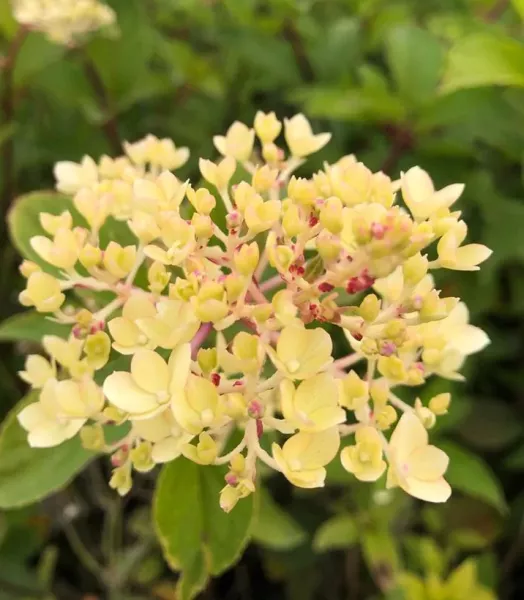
[190,322,213,359]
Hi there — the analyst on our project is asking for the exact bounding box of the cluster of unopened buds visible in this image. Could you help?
[16,112,492,511]
[11,0,116,45]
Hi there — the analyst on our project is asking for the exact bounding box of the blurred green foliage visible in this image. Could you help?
[1,0,524,598]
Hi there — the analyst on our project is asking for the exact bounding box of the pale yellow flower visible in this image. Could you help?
[19,355,56,389]
[272,427,340,488]
[213,121,255,161]
[135,298,200,350]
[266,325,333,380]
[19,272,65,313]
[171,373,224,435]
[54,156,98,194]
[103,344,191,420]
[31,228,85,270]
[254,111,282,143]
[401,167,464,221]
[108,295,157,354]
[103,242,137,279]
[18,377,103,448]
[386,412,451,503]
[131,411,193,463]
[133,171,187,213]
[280,374,345,432]
[437,221,492,271]
[341,426,386,482]
[43,335,84,370]
[284,114,331,158]
[217,332,264,375]
[199,157,236,190]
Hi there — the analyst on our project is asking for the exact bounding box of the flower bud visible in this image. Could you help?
[103,242,137,279]
[84,331,111,369]
[130,441,155,472]
[40,211,73,235]
[251,303,272,323]
[316,234,341,262]
[282,203,307,238]
[19,260,41,278]
[339,370,369,411]
[148,261,170,294]
[378,356,407,382]
[79,244,103,269]
[182,432,218,465]
[254,111,281,143]
[192,213,213,239]
[109,465,132,496]
[262,142,280,164]
[234,242,260,276]
[225,273,245,302]
[358,294,381,322]
[288,176,316,206]
[220,485,241,513]
[415,399,436,429]
[429,393,451,415]
[403,253,428,286]
[193,282,229,323]
[375,405,397,430]
[252,165,278,193]
[80,423,105,451]
[187,186,216,215]
[360,338,378,356]
[195,348,217,375]
[19,272,65,313]
[370,379,389,408]
[319,197,343,234]
[223,392,248,419]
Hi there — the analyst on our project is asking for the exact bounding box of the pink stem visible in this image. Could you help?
[190,322,213,359]
[332,353,362,370]
[259,274,284,293]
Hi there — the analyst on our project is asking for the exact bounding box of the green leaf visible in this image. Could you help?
[386,25,444,106]
[459,399,522,451]
[511,0,524,20]
[313,514,358,553]
[504,443,524,470]
[0,311,70,344]
[154,458,256,600]
[441,33,524,94]
[361,527,401,591]
[0,394,92,509]
[252,488,306,551]
[0,392,127,509]
[7,192,79,274]
[439,441,507,513]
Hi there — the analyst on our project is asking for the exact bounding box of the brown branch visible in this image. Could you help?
[483,0,509,21]
[380,124,414,175]
[282,20,315,82]
[81,56,121,155]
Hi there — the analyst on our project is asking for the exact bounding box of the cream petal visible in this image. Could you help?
[408,445,449,481]
[132,414,171,442]
[168,343,192,394]
[152,438,185,463]
[283,427,340,469]
[401,476,451,503]
[131,350,169,394]
[287,467,327,488]
[103,372,159,415]
[18,403,47,431]
[451,325,490,356]
[123,295,157,320]
[294,372,338,415]
[389,412,428,463]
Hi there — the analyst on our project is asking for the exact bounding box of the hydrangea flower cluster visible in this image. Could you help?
[11,0,116,45]
[16,113,491,511]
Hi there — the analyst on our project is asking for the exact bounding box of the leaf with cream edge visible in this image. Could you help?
[154,458,257,600]
[0,393,126,509]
